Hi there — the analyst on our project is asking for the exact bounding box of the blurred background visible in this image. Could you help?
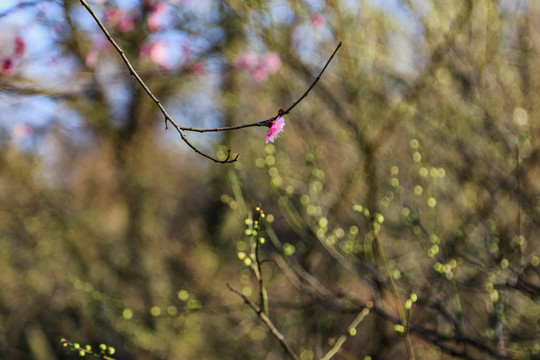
[1,0,540,359]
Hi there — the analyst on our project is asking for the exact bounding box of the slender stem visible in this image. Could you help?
[282,41,342,116]
[254,226,269,315]
[182,118,274,133]
[370,219,416,360]
[249,207,268,315]
[79,0,237,163]
[320,303,372,360]
[80,0,340,160]
[181,41,343,133]
[227,284,300,360]
[516,146,523,265]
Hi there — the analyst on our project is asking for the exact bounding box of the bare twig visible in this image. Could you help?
[370,217,416,360]
[180,41,342,132]
[227,283,300,360]
[79,0,237,163]
[80,0,341,161]
[246,206,269,315]
[321,303,372,360]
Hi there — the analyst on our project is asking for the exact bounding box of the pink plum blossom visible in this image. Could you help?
[139,40,171,69]
[104,7,123,27]
[84,40,110,68]
[234,50,282,82]
[251,52,282,82]
[117,14,136,33]
[260,51,281,73]
[147,3,167,32]
[104,7,136,33]
[14,36,25,58]
[233,50,258,70]
[191,62,205,75]
[84,49,99,68]
[251,66,269,82]
[265,116,285,144]
[1,58,13,75]
[11,124,33,139]
[311,14,326,28]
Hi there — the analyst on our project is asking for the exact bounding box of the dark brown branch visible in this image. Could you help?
[181,41,342,133]
[79,0,236,163]
[80,0,340,161]
[282,41,342,116]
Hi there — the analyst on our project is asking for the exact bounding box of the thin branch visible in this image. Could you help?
[227,283,300,360]
[370,217,416,360]
[254,216,269,315]
[80,0,340,161]
[181,41,342,132]
[247,206,269,315]
[79,0,237,163]
[321,303,372,360]
[282,41,342,116]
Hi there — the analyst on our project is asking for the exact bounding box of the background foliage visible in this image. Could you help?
[1,0,540,359]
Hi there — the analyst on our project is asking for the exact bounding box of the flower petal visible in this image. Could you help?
[265,116,285,143]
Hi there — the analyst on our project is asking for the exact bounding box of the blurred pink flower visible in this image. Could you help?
[139,40,171,69]
[85,41,111,68]
[117,14,136,33]
[252,51,281,82]
[14,36,25,58]
[11,124,33,139]
[191,62,205,75]
[85,49,99,68]
[311,14,326,28]
[251,66,268,82]
[233,50,258,70]
[234,50,282,82]
[260,51,281,73]
[1,58,13,75]
[147,3,167,32]
[104,7,122,26]
[104,7,136,33]
[265,116,285,143]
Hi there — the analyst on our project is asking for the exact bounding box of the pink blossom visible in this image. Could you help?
[251,52,281,82]
[117,14,136,33]
[85,41,111,68]
[104,7,122,26]
[139,40,171,69]
[260,51,281,73]
[150,42,168,65]
[251,66,268,82]
[11,124,33,139]
[14,36,25,58]
[85,49,99,68]
[265,116,285,144]
[1,58,13,75]
[311,14,326,28]
[233,50,258,70]
[104,7,136,33]
[234,50,282,82]
[191,62,205,75]
[147,3,167,32]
